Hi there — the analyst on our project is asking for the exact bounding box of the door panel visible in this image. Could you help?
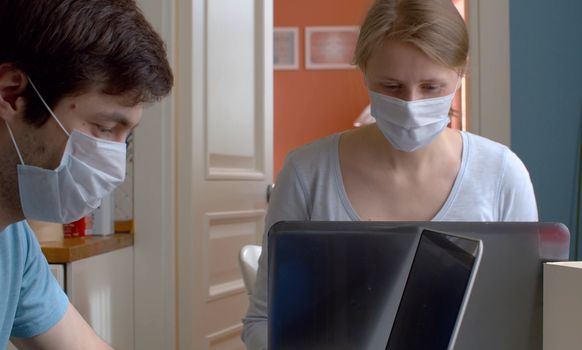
[207,0,257,174]
[206,324,245,350]
[206,0,269,181]
[206,210,265,301]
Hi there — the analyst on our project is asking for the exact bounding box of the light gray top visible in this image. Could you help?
[241,131,538,350]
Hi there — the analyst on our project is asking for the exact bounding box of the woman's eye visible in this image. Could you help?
[422,84,440,91]
[382,84,400,90]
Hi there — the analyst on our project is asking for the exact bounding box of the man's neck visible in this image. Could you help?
[0,121,26,232]
[0,216,15,232]
[0,197,23,232]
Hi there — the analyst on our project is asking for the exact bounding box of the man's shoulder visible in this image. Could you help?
[1,221,35,255]
[1,221,33,240]
[4,220,70,340]
[0,221,33,341]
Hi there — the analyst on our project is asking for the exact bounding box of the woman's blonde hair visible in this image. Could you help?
[354,0,468,72]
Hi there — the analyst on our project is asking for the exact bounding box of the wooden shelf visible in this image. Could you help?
[41,234,134,264]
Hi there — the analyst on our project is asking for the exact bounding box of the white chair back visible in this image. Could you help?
[239,245,262,295]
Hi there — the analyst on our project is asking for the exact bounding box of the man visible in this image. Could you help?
[0,0,173,348]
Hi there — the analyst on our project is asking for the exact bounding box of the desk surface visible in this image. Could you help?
[41,234,133,264]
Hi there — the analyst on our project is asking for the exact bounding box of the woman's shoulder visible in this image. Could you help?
[285,132,341,170]
[463,131,510,156]
[463,131,530,177]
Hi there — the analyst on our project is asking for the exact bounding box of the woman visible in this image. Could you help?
[242,0,537,348]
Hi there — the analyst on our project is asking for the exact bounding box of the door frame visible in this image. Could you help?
[133,0,177,349]
[466,0,512,146]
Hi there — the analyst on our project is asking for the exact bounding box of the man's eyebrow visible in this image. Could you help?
[95,112,134,127]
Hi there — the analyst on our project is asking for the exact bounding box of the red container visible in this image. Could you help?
[63,216,93,238]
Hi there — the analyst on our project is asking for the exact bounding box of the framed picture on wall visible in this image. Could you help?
[305,26,359,70]
[274,27,299,70]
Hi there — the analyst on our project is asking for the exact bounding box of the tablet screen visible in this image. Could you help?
[386,230,480,350]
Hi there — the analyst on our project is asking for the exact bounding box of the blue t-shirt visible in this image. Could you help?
[0,221,69,347]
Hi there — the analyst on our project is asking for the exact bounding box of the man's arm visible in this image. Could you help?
[11,303,112,350]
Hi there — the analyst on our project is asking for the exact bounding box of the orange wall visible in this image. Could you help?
[274,0,373,176]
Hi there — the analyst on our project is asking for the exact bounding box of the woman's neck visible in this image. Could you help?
[350,124,460,171]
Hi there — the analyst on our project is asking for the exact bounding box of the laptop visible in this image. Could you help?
[267,221,570,350]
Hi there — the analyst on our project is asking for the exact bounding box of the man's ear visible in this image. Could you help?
[0,63,27,122]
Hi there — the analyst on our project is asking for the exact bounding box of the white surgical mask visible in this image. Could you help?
[4,78,127,223]
[369,85,458,152]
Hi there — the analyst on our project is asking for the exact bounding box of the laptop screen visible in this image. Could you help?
[268,227,420,350]
[385,230,481,350]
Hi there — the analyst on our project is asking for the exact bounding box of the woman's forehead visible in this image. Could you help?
[366,41,457,82]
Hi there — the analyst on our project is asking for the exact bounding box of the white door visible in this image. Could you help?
[134,0,272,349]
[175,0,273,349]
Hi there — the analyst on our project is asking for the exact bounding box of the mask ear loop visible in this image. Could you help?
[26,77,70,137]
[4,121,25,165]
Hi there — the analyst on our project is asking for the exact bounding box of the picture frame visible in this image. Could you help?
[274,27,299,70]
[305,26,359,70]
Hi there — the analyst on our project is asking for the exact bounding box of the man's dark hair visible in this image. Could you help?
[0,0,174,126]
